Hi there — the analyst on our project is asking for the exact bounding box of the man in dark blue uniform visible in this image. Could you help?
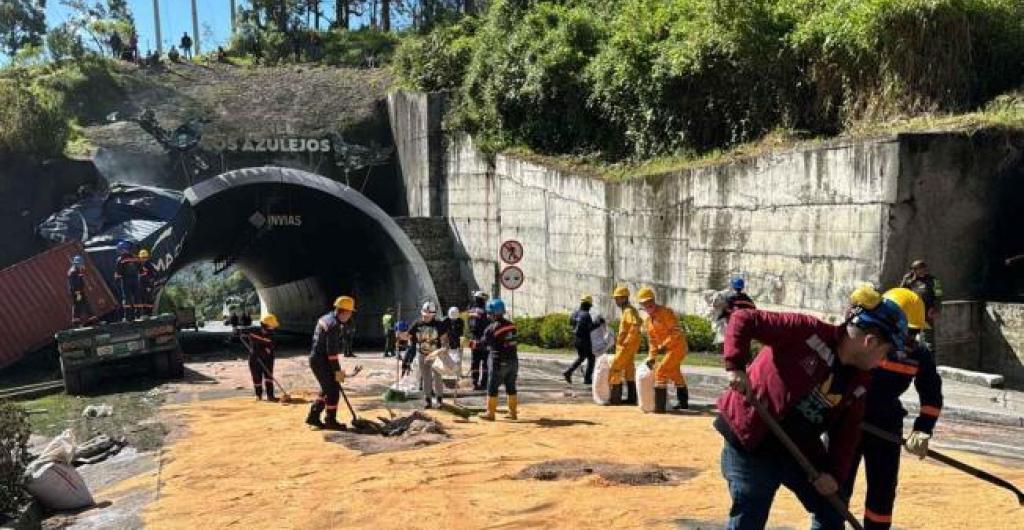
[724,277,757,317]
[565,294,600,385]
[479,298,519,421]
[840,287,943,530]
[67,255,94,327]
[306,296,356,430]
[467,291,490,390]
[243,314,280,401]
[114,240,142,321]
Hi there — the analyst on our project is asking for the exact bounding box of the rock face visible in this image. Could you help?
[388,90,1024,322]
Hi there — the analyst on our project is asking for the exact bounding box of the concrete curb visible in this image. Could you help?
[519,353,1024,428]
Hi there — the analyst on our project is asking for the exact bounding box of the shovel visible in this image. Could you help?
[336,366,381,433]
[238,336,295,403]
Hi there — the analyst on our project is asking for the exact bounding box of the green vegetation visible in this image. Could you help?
[395,0,1024,163]
[0,402,30,515]
[159,263,258,322]
[518,310,717,352]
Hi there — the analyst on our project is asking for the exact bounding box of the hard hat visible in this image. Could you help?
[448,306,460,319]
[472,290,489,300]
[911,260,927,269]
[849,283,883,310]
[580,294,593,304]
[261,314,280,329]
[730,277,745,291]
[883,288,926,331]
[138,249,150,259]
[851,298,907,353]
[637,286,656,303]
[421,301,437,314]
[333,296,356,311]
[486,298,506,315]
[71,255,84,266]
[612,285,629,298]
[116,240,132,253]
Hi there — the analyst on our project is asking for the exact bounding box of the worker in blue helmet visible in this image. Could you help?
[479,298,520,421]
[725,277,756,318]
[114,240,142,321]
[67,255,94,327]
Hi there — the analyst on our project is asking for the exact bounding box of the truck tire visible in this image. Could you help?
[152,350,171,377]
[64,369,83,395]
[169,349,185,379]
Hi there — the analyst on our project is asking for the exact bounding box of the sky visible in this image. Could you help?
[26,1,385,58]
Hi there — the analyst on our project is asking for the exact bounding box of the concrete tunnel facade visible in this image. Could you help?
[176,167,437,340]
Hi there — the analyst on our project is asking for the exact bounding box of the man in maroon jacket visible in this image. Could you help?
[716,286,907,530]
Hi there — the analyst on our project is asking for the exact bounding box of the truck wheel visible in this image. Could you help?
[64,369,83,395]
[153,350,171,377]
[169,349,186,379]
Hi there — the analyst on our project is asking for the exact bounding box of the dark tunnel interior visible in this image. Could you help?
[170,167,435,340]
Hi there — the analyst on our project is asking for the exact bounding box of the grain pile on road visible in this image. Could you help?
[85,397,1024,529]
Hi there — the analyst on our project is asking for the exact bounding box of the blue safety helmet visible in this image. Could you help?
[730,277,745,291]
[71,255,84,266]
[396,320,409,332]
[116,240,133,254]
[486,298,506,316]
[851,298,907,353]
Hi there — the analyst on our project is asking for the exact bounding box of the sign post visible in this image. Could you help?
[499,239,524,315]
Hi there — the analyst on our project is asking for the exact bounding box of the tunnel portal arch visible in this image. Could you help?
[174,167,437,339]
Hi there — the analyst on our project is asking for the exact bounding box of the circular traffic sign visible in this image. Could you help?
[500,265,525,290]
[500,239,524,265]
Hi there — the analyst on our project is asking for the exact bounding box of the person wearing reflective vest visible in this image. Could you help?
[114,240,142,321]
[243,314,280,401]
[137,249,158,317]
[479,298,519,421]
[638,286,689,412]
[609,285,642,405]
[840,288,943,530]
[306,296,356,430]
[67,255,94,327]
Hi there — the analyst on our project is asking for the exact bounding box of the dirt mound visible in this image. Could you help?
[515,459,697,486]
[322,411,449,454]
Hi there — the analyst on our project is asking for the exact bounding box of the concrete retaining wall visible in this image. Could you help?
[387,91,1018,320]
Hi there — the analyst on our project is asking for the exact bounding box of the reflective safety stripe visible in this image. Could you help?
[325,405,338,410]
[920,405,942,417]
[879,359,918,376]
[327,355,340,360]
[864,509,892,523]
[316,397,325,403]
[250,334,272,343]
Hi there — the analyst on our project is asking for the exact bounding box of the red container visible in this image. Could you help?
[0,242,117,369]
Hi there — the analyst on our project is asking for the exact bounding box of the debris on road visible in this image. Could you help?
[515,459,697,486]
[324,411,449,454]
[24,430,95,511]
[81,404,113,418]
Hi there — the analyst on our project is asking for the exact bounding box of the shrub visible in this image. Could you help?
[679,313,714,352]
[538,313,574,348]
[0,76,70,157]
[453,0,612,154]
[0,402,31,514]
[514,315,543,346]
[322,28,401,67]
[394,18,479,91]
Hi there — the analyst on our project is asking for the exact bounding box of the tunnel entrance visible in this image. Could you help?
[172,167,436,340]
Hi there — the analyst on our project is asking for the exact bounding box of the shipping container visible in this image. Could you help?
[0,242,118,370]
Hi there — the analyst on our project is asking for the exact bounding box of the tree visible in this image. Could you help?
[0,0,46,56]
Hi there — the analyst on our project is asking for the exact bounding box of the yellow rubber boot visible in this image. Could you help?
[480,396,497,421]
[506,395,518,420]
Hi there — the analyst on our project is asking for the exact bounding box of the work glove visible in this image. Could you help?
[334,371,346,384]
[812,473,839,496]
[905,431,931,459]
[469,340,478,350]
[74,292,83,302]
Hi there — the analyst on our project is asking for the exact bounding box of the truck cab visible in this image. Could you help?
[55,314,184,394]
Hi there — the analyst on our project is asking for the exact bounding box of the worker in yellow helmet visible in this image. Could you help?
[609,285,641,405]
[137,248,158,317]
[242,314,280,401]
[306,296,356,429]
[638,286,688,412]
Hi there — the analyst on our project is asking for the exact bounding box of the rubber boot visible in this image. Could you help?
[562,370,572,385]
[654,386,668,414]
[506,395,518,420]
[673,386,689,410]
[480,396,498,421]
[609,384,622,405]
[625,381,638,405]
[323,409,345,430]
[265,383,277,402]
[254,386,263,400]
[305,404,325,429]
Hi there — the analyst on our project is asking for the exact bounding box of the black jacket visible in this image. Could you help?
[483,317,518,360]
[311,311,343,371]
[865,341,944,434]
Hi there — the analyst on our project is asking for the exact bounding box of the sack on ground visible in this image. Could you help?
[637,363,656,413]
[591,354,612,405]
[24,430,94,511]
